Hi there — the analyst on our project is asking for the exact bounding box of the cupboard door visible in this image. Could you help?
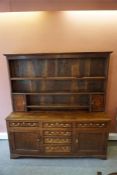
[9,131,41,155]
[75,131,107,158]
[12,94,26,111]
[91,94,104,112]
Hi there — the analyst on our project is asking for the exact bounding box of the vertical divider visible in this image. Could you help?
[71,59,80,106]
[84,58,91,77]
[89,94,92,112]
[41,59,48,105]
[54,58,58,108]
[84,58,91,92]
[55,58,58,77]
[24,94,28,112]
[27,59,33,77]
[71,80,75,105]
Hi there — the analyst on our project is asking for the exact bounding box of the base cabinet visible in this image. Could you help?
[6,112,110,159]
[9,131,41,158]
[75,131,107,158]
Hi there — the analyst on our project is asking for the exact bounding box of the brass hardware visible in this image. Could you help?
[37,138,40,142]
[76,138,78,143]
[22,101,25,105]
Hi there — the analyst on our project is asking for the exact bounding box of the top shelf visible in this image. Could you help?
[5,52,112,59]
[10,76,106,80]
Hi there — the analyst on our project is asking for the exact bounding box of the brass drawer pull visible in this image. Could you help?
[37,138,40,142]
[76,138,79,143]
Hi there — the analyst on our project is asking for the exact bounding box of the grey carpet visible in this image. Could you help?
[0,140,117,175]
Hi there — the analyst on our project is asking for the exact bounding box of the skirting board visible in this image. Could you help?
[109,133,117,141]
[0,133,8,140]
[0,132,117,140]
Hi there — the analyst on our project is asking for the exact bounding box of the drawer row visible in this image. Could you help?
[8,121,108,128]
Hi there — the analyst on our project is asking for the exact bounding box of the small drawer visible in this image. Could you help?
[44,138,72,144]
[44,145,72,153]
[9,121,39,127]
[44,130,72,136]
[76,122,107,128]
[43,122,72,128]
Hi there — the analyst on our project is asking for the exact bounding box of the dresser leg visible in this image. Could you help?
[97,172,102,175]
[10,153,19,159]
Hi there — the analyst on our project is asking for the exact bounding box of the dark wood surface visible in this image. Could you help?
[6,111,110,121]
[5,52,111,159]
[6,111,110,159]
[6,52,111,112]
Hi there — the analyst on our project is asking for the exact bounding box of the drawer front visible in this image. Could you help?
[44,145,72,153]
[9,121,39,127]
[43,122,72,128]
[43,130,72,136]
[76,122,107,128]
[44,138,72,144]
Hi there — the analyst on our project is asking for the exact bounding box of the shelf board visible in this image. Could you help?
[12,92,104,95]
[82,77,106,80]
[10,76,106,80]
[27,105,89,109]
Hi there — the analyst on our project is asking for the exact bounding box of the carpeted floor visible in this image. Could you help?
[0,140,117,175]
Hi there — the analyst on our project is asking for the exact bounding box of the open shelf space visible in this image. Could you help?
[9,57,108,78]
[11,79,105,93]
[26,94,89,107]
[27,105,89,112]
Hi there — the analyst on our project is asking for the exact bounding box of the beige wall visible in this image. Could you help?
[0,11,117,132]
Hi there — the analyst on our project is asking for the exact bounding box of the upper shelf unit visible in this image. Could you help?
[5,52,112,112]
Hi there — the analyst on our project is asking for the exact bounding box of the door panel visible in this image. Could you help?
[91,94,104,112]
[9,132,41,155]
[75,131,107,156]
[12,94,26,112]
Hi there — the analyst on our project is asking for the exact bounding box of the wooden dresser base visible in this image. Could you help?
[6,112,110,159]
